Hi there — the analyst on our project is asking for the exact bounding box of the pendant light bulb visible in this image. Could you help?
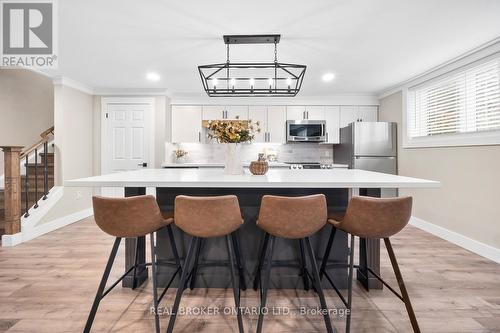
[212,78,218,90]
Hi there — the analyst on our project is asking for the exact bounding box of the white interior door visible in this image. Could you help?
[101,98,154,197]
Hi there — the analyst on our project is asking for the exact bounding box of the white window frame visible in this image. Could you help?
[402,46,500,148]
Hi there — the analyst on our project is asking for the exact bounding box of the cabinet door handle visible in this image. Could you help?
[307,111,309,119]
[326,132,329,142]
[267,132,271,142]
[198,132,201,142]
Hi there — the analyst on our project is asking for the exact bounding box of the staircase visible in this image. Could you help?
[0,127,54,238]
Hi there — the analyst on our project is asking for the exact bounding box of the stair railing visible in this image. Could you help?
[19,126,54,218]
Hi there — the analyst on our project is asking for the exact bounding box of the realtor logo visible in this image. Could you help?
[1,0,57,68]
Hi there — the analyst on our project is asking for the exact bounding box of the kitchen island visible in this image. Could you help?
[65,168,439,290]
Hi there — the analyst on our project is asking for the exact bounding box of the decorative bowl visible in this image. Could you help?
[249,161,269,175]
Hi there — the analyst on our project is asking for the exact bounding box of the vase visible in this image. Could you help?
[224,143,244,175]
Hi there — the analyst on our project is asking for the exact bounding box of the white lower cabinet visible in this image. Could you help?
[171,105,202,143]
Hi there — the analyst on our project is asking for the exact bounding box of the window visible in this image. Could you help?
[406,55,500,146]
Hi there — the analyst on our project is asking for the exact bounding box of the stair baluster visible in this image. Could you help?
[34,148,39,209]
[24,156,29,218]
[43,141,48,200]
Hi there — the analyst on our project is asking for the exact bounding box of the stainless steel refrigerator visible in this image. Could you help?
[334,122,398,197]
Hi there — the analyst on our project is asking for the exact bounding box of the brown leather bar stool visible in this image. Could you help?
[85,195,182,333]
[320,196,420,333]
[167,195,245,333]
[255,194,334,333]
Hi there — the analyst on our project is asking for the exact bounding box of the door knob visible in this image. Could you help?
[138,162,148,167]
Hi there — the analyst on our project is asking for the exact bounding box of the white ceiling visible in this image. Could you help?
[45,0,500,97]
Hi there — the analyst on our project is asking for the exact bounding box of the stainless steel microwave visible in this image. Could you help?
[286,120,326,142]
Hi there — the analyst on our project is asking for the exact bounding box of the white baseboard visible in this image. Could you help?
[2,207,93,247]
[410,216,500,264]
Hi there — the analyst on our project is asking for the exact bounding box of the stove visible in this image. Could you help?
[285,162,335,170]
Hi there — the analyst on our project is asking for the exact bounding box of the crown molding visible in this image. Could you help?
[93,88,169,96]
[378,37,500,99]
[169,93,379,105]
[53,76,94,95]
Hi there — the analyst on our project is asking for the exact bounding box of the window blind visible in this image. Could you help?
[408,56,500,138]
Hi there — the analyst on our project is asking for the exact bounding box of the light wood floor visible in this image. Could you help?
[1,217,499,333]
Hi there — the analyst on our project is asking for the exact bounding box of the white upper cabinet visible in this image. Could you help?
[339,106,378,128]
[225,105,248,120]
[324,106,340,144]
[358,106,378,122]
[171,104,374,144]
[171,105,202,143]
[202,105,224,120]
[248,105,286,143]
[305,106,325,120]
[339,106,358,128]
[202,105,248,120]
[248,106,267,143]
[286,106,306,120]
[287,106,326,120]
[267,106,286,143]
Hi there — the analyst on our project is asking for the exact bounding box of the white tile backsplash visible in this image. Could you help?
[165,142,334,164]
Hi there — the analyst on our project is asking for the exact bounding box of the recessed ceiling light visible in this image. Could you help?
[146,72,160,82]
[322,72,335,82]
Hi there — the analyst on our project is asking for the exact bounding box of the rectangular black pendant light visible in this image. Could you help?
[198,34,306,97]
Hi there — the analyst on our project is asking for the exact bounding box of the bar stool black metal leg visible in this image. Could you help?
[167,237,199,333]
[227,235,244,333]
[384,238,421,333]
[256,235,275,333]
[84,237,121,333]
[149,233,160,333]
[189,238,203,290]
[298,239,310,291]
[360,237,369,292]
[231,231,247,291]
[167,225,182,274]
[304,237,334,333]
[253,233,270,291]
[320,227,336,279]
[132,237,140,290]
[346,234,355,333]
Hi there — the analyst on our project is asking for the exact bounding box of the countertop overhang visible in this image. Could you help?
[64,168,441,189]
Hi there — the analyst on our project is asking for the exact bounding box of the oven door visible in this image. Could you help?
[286,120,326,142]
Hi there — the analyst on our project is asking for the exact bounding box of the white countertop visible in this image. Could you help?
[161,161,291,168]
[161,162,349,168]
[65,168,440,189]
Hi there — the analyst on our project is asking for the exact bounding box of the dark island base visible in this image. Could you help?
[122,187,382,291]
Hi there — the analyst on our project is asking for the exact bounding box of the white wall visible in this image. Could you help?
[37,84,94,224]
[379,91,500,250]
[0,69,54,178]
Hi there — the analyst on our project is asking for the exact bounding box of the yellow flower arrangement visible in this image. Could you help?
[205,120,261,143]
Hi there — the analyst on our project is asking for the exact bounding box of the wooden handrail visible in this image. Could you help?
[20,126,54,159]
[39,125,54,138]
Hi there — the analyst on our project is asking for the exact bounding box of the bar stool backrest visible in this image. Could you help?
[92,195,164,238]
[174,195,243,238]
[339,196,412,238]
[257,194,327,239]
